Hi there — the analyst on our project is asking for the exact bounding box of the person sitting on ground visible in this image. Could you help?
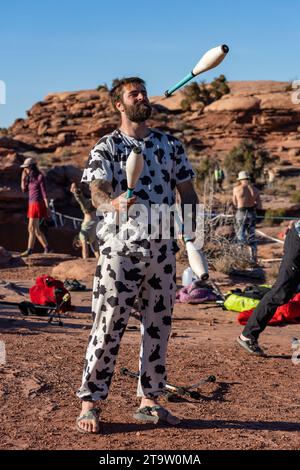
[70,182,100,260]
[232,171,262,264]
[20,157,51,257]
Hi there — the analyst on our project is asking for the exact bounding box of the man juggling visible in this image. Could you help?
[76,77,199,433]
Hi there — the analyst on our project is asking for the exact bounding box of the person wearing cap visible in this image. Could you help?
[232,171,262,263]
[20,157,51,256]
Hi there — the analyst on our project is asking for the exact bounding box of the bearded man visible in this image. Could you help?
[76,77,198,433]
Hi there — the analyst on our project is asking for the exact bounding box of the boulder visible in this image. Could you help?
[52,258,96,280]
[21,253,77,267]
[259,92,294,110]
[204,96,260,112]
[0,246,12,267]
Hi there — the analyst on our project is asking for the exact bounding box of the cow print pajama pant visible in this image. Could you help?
[77,247,176,402]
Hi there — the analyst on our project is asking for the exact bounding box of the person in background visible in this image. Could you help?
[266,167,276,189]
[20,157,51,257]
[237,219,300,355]
[213,164,225,192]
[232,171,262,264]
[70,182,100,260]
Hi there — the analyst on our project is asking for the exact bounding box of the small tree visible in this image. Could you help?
[111,78,123,88]
[194,156,216,189]
[96,84,108,91]
[210,74,230,101]
[181,75,230,111]
[224,140,277,182]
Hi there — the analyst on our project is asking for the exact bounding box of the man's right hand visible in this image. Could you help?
[111,192,137,214]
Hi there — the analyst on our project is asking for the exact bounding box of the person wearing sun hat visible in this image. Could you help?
[20,157,51,256]
[232,170,262,264]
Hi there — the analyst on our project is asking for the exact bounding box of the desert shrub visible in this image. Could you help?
[180,99,192,112]
[210,74,230,100]
[177,185,255,273]
[224,140,277,182]
[264,208,286,226]
[284,183,297,192]
[205,225,254,273]
[213,251,250,274]
[181,75,230,111]
[194,157,216,185]
[96,84,108,91]
[264,189,281,198]
[291,191,300,203]
[266,262,281,284]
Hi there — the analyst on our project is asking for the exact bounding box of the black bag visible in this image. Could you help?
[229,284,271,300]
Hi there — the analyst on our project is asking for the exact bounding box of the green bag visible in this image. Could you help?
[223,285,271,312]
[223,294,260,312]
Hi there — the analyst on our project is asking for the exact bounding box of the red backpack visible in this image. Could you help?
[30,275,72,312]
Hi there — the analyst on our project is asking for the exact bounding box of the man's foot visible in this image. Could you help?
[43,246,52,254]
[237,335,265,356]
[20,248,33,257]
[76,402,101,434]
[135,398,181,425]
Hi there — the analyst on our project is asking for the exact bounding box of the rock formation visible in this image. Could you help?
[1,80,299,225]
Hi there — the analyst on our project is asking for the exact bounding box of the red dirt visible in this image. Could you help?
[1,247,300,450]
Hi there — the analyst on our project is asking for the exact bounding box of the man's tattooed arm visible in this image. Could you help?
[90,179,113,209]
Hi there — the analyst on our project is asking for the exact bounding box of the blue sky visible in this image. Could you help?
[0,0,299,128]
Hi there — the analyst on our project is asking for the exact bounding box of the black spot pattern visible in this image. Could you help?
[141,371,152,388]
[115,281,133,293]
[149,344,161,362]
[155,365,166,374]
[146,323,160,339]
[148,274,162,290]
[154,295,166,313]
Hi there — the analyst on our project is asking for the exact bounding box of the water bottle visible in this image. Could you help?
[182,267,198,286]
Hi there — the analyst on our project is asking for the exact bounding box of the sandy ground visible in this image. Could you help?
[1,238,300,451]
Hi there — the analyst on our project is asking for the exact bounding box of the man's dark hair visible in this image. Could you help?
[109,77,146,110]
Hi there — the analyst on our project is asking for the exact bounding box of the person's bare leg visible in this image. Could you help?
[77,401,100,433]
[28,218,37,250]
[35,223,48,249]
[81,240,89,259]
[140,397,158,408]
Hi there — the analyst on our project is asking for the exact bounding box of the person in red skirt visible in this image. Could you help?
[20,157,51,256]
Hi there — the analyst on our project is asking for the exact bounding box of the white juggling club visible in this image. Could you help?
[165,44,229,97]
[185,239,209,281]
[126,147,144,198]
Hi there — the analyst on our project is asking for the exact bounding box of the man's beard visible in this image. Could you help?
[123,101,152,123]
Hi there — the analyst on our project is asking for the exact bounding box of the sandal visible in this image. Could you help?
[76,408,101,434]
[133,405,181,426]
